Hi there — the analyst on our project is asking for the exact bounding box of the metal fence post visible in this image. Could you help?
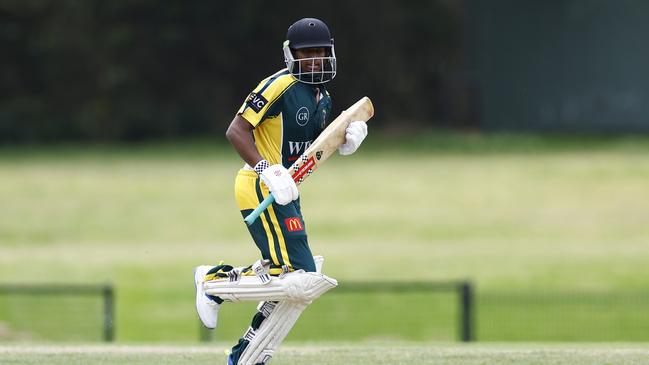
[459,282,474,342]
[103,285,115,342]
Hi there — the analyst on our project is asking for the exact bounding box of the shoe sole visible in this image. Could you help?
[194,266,216,329]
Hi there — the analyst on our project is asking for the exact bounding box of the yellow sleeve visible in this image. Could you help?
[237,74,297,128]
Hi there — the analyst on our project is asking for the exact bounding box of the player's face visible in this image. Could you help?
[294,47,326,72]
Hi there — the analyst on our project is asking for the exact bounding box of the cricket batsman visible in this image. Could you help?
[193,18,368,365]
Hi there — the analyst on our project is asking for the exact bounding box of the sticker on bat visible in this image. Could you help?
[292,156,316,183]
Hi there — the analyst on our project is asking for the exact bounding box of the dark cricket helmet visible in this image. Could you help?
[283,18,337,84]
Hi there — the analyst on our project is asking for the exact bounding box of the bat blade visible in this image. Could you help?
[244,96,374,226]
[289,96,374,185]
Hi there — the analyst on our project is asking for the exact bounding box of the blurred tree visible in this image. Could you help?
[0,0,469,142]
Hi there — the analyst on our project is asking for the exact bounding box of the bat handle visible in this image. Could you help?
[244,193,276,226]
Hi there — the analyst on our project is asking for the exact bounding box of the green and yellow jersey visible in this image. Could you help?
[233,69,331,272]
[237,68,332,168]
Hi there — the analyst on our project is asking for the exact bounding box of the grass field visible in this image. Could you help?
[2,343,649,365]
[1,133,649,342]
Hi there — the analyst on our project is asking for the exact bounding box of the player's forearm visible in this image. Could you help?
[228,132,263,167]
[226,116,264,167]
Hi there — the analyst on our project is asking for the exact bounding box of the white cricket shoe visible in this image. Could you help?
[194,265,220,329]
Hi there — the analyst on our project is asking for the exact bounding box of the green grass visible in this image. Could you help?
[1,133,649,342]
[2,343,649,365]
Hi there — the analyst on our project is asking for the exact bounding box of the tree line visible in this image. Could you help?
[0,0,473,142]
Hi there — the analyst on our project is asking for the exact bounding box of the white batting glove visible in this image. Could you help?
[338,121,368,156]
[255,160,299,205]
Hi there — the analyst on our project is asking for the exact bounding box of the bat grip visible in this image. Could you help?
[243,193,276,226]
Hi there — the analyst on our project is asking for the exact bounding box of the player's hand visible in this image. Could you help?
[258,162,299,205]
[338,120,368,156]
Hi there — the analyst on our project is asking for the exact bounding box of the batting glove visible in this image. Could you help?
[256,160,299,205]
[338,120,368,156]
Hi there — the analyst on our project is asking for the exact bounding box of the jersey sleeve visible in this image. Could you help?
[237,74,296,128]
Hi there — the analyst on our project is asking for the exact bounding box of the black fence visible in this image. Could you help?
[200,280,474,343]
[3,283,647,342]
[0,284,114,342]
[478,290,649,341]
[336,281,474,342]
[201,284,649,343]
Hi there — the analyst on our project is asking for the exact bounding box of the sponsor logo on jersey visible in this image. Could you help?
[288,140,313,155]
[284,217,304,232]
[246,92,268,113]
[296,106,309,126]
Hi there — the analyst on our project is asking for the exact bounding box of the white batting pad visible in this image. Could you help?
[203,270,337,303]
[237,301,307,365]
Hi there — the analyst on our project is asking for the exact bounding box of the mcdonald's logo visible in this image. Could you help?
[284,217,304,232]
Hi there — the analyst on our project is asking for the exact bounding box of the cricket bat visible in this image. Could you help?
[244,96,374,226]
